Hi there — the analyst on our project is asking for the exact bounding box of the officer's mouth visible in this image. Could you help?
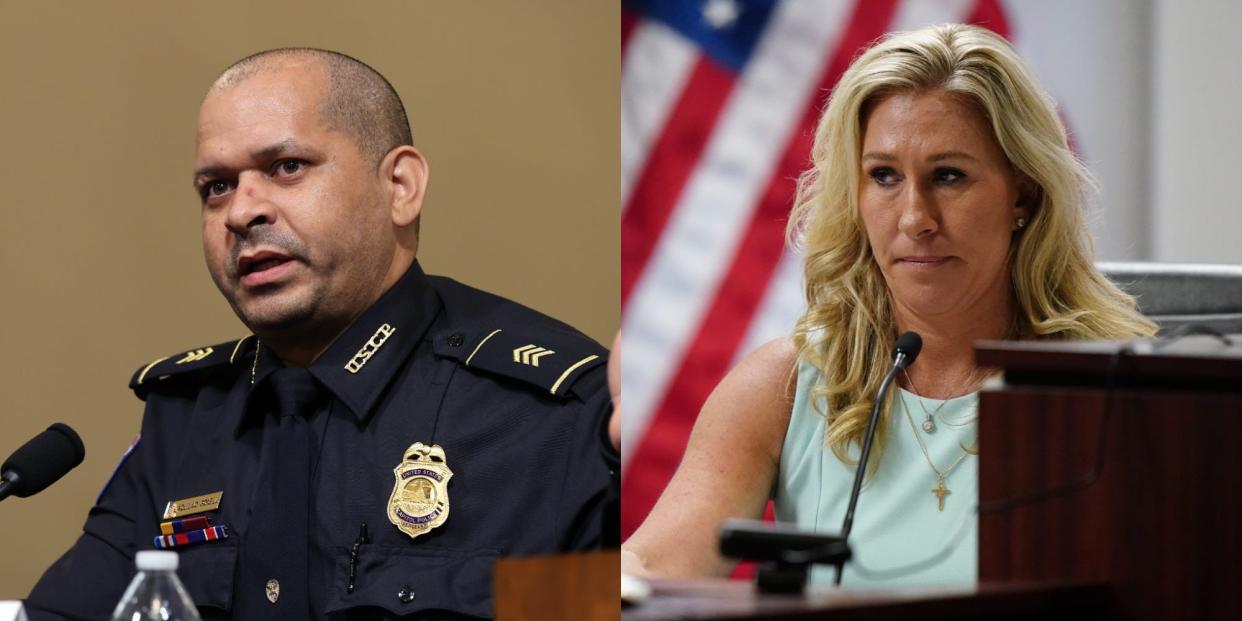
[237,250,297,288]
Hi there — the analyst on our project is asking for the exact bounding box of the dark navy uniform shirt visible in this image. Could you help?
[26,262,616,620]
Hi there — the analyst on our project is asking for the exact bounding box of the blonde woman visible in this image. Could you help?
[622,24,1156,585]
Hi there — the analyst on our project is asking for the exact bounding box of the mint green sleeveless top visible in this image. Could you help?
[773,359,979,586]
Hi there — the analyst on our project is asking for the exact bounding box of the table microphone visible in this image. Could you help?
[0,423,86,502]
[833,331,922,585]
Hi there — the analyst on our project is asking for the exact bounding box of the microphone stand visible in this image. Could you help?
[833,350,912,585]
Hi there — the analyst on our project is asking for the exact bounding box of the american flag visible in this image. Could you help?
[620,0,1027,539]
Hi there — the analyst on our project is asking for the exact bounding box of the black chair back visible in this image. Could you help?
[1099,262,1242,335]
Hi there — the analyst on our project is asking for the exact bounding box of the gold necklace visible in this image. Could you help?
[903,368,987,434]
[900,397,974,511]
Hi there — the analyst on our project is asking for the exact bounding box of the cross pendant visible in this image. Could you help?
[931,475,951,511]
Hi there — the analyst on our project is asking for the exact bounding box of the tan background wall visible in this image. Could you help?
[0,2,618,595]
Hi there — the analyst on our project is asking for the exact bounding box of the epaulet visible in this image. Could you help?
[129,336,253,400]
[432,323,607,400]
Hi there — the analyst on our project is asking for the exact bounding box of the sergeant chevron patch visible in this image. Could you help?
[512,344,555,367]
[176,347,215,364]
[433,325,607,398]
[130,338,242,399]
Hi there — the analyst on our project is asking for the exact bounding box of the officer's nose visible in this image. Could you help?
[224,172,277,237]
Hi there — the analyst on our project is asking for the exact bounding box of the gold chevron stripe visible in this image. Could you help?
[513,344,538,363]
[176,347,214,364]
[529,349,554,367]
[512,344,556,367]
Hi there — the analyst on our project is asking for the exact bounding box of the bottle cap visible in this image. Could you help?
[135,550,179,571]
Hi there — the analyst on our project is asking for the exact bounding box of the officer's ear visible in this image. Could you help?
[381,145,428,229]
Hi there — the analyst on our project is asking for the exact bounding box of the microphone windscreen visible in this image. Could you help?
[1,423,86,497]
[893,331,923,366]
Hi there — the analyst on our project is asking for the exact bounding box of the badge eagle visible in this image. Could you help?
[387,442,452,540]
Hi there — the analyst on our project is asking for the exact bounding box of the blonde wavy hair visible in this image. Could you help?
[787,24,1157,472]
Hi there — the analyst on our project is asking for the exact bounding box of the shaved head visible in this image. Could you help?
[209,48,413,166]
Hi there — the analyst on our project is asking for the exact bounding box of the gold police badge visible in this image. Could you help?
[387,442,452,540]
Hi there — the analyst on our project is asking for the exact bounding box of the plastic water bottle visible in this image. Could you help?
[110,550,201,621]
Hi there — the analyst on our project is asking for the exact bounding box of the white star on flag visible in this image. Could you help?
[702,0,740,29]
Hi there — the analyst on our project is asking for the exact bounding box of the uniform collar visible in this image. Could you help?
[234,261,443,433]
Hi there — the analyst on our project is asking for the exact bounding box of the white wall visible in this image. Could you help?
[1006,0,1242,265]
[1007,0,1154,261]
[1151,0,1242,263]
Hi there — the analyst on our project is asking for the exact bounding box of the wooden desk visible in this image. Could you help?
[976,337,1242,620]
[622,578,1110,620]
[494,551,619,620]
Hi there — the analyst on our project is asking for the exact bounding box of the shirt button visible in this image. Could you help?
[397,585,415,604]
[447,333,465,347]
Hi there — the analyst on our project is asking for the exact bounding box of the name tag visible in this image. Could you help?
[162,491,223,519]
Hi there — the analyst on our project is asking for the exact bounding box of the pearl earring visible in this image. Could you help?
[1015,217,1027,229]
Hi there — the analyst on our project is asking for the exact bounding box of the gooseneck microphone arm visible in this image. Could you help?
[833,332,922,586]
[0,470,21,502]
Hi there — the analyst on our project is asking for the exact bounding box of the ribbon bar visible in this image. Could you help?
[153,525,229,549]
[159,515,213,536]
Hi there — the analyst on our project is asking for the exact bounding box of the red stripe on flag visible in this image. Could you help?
[622,8,638,55]
[621,57,736,308]
[966,0,1012,39]
[623,0,904,540]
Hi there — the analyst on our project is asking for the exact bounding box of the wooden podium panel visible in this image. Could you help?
[494,550,619,620]
[976,338,1242,620]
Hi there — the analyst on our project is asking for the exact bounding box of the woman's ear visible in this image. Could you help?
[1014,174,1040,227]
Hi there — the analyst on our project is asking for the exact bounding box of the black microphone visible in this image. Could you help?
[833,331,922,585]
[0,423,86,502]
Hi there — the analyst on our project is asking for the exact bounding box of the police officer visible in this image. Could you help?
[25,48,617,620]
